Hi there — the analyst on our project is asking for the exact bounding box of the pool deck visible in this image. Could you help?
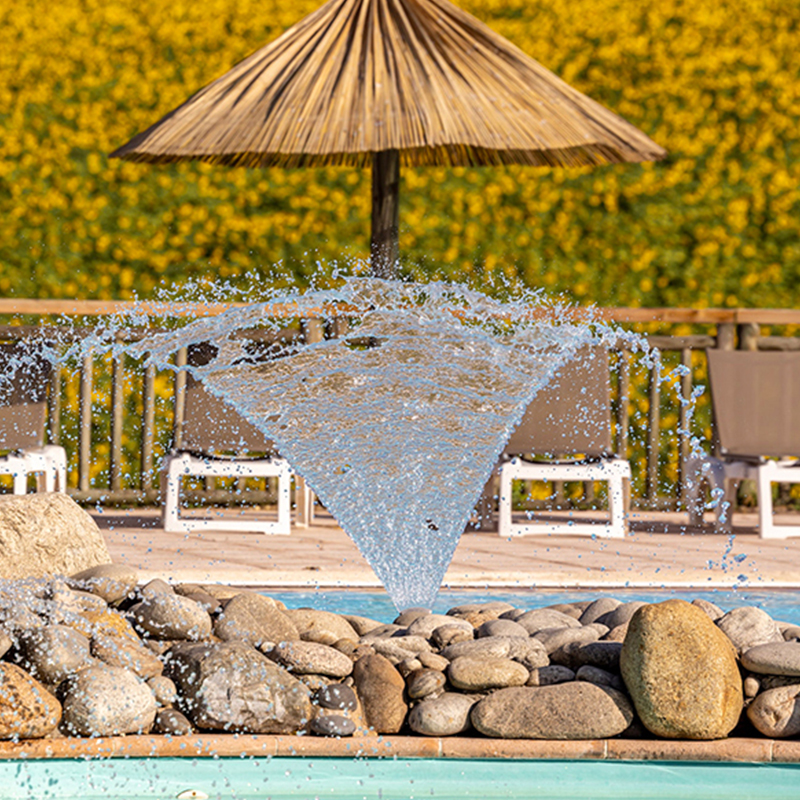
[94,506,800,590]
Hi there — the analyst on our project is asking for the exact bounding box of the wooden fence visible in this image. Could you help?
[1,299,799,512]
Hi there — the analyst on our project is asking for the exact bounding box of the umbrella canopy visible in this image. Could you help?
[110,0,667,273]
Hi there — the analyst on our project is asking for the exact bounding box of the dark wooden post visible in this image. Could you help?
[370,149,400,278]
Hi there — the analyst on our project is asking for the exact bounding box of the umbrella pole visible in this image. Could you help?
[370,149,400,279]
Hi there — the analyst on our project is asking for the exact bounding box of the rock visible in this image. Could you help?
[310,714,356,737]
[741,642,800,676]
[130,594,212,642]
[597,602,647,630]
[552,641,622,672]
[60,665,156,736]
[747,685,800,738]
[270,641,354,677]
[543,603,584,620]
[534,626,600,655]
[578,598,622,625]
[0,494,111,579]
[526,665,575,687]
[147,675,178,707]
[368,639,418,664]
[431,625,473,648]
[153,708,193,735]
[418,651,450,671]
[471,683,633,739]
[166,641,312,733]
[139,579,174,599]
[0,632,12,659]
[621,599,742,739]
[316,683,358,711]
[394,608,430,626]
[69,564,138,605]
[408,693,478,736]
[92,634,164,679]
[716,607,783,654]
[407,668,446,699]
[783,625,800,641]
[575,665,624,691]
[390,634,433,654]
[692,598,725,621]
[284,608,358,645]
[46,581,107,617]
[296,674,333,691]
[79,608,141,642]
[440,636,548,668]
[407,614,472,639]
[397,657,423,677]
[352,654,407,733]
[743,675,761,698]
[183,592,222,615]
[18,625,92,684]
[447,601,515,617]
[359,623,404,641]
[602,623,630,642]
[341,614,383,637]
[0,663,61,739]
[214,592,299,646]
[513,609,581,635]
[447,657,528,692]
[476,619,529,639]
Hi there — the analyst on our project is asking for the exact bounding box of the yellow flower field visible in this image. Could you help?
[1,0,798,306]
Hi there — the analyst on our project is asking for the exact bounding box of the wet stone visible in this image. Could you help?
[316,683,358,711]
[310,714,356,737]
[407,668,446,699]
[153,708,193,735]
[0,663,61,739]
[352,654,407,734]
[18,625,92,685]
[69,564,138,605]
[270,641,354,677]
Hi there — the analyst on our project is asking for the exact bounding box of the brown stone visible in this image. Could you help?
[352,654,408,733]
[214,592,299,646]
[747,685,800,738]
[621,599,743,740]
[447,656,529,692]
[91,634,164,679]
[284,608,358,645]
[0,663,61,739]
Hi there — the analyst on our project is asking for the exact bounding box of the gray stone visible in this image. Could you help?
[476,619,529,639]
[130,594,212,641]
[316,683,358,711]
[408,693,478,736]
[513,609,581,635]
[716,606,783,655]
[352,654,407,734]
[91,633,164,679]
[341,614,383,637]
[431,625,473,648]
[578,598,622,625]
[526,665,575,687]
[692,598,725,621]
[447,657,529,692]
[447,601,516,616]
[782,625,800,641]
[19,625,92,684]
[284,608,358,645]
[552,641,622,672]
[396,657,424,677]
[69,564,139,605]
[47,581,107,617]
[575,665,624,691]
[0,663,61,739]
[743,675,761,698]
[534,625,600,655]
[407,614,472,639]
[418,651,450,671]
[407,668,446,699]
[390,634,434,653]
[394,608,430,626]
[270,641,354,677]
[359,623,404,641]
[471,683,633,739]
[367,639,418,664]
[542,603,584,620]
[596,602,647,630]
[621,600,742,740]
[153,708,193,735]
[147,675,178,707]
[0,494,111,580]
[747,685,800,738]
[310,713,356,737]
[440,636,547,668]
[741,642,800,676]
[214,592,299,647]
[166,641,312,733]
[60,665,156,736]
[139,579,174,599]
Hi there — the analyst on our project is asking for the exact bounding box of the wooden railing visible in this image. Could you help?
[1,300,799,512]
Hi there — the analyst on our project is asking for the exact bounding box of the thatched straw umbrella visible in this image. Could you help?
[111,0,666,277]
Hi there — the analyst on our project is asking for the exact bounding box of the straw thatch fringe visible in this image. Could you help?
[111,0,666,168]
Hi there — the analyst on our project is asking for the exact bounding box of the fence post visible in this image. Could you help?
[110,335,125,491]
[678,347,693,507]
[79,353,93,492]
[646,359,661,506]
[141,362,156,493]
[738,323,760,351]
[173,347,187,451]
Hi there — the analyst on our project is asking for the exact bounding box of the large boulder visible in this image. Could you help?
[166,641,311,733]
[621,599,742,739]
[471,683,633,739]
[352,654,407,733]
[0,663,61,739]
[60,665,156,736]
[0,494,110,579]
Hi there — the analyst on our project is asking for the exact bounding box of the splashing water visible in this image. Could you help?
[64,277,630,611]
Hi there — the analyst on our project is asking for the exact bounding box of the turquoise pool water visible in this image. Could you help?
[268,587,800,624]
[5,757,800,800]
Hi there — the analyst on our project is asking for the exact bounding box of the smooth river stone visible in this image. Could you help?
[0,663,61,739]
[408,693,478,736]
[406,668,446,699]
[527,665,575,687]
[715,606,783,654]
[448,656,529,692]
[270,641,353,677]
[440,636,548,669]
[578,598,622,625]
[91,633,164,679]
[406,614,472,639]
[551,640,622,672]
[214,592,299,646]
[69,564,138,604]
[476,619,529,639]
[746,685,800,737]
[352,654,408,733]
[310,713,356,737]
[534,626,600,655]
[741,642,800,676]
[284,608,358,645]
[597,602,647,630]
[512,609,582,635]
[18,624,92,684]
[471,683,633,739]
[621,599,742,740]
[130,594,212,641]
[316,683,358,711]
